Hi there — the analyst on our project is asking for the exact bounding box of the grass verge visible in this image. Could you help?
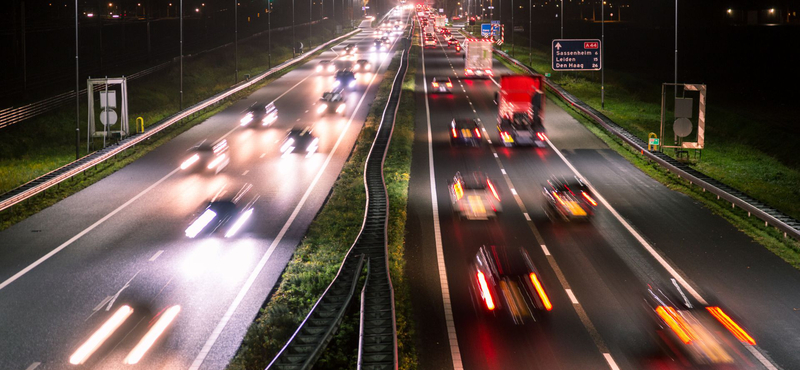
[0,27,356,232]
[494,53,800,269]
[226,36,415,369]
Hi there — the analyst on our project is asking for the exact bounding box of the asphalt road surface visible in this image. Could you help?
[407,21,799,370]
[0,11,409,370]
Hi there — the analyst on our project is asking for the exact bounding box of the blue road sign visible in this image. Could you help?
[491,20,500,25]
[551,39,601,71]
[481,24,491,38]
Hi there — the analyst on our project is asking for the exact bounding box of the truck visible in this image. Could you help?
[463,38,493,77]
[496,75,546,147]
[434,15,447,30]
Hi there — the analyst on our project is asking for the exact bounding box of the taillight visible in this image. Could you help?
[476,271,495,310]
[451,128,458,138]
[536,132,547,141]
[581,191,598,206]
[656,306,694,344]
[432,82,439,88]
[474,128,481,138]
[553,192,566,206]
[487,179,500,201]
[446,82,452,88]
[706,307,756,345]
[529,273,552,311]
[486,69,494,76]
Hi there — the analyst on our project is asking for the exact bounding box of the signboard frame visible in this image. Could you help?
[551,39,601,71]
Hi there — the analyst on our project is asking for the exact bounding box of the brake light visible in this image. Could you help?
[529,273,552,311]
[536,132,547,141]
[656,306,694,345]
[432,82,439,88]
[706,307,756,345]
[465,69,474,75]
[486,69,494,76]
[446,82,452,88]
[452,128,458,138]
[453,181,464,200]
[474,128,481,138]
[553,192,566,206]
[487,179,500,201]
[477,271,495,310]
[581,192,598,206]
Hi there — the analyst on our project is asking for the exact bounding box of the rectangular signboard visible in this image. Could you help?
[481,23,491,38]
[551,39,601,71]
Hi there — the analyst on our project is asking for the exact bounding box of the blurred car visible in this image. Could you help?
[316,59,335,73]
[333,69,357,89]
[353,59,372,71]
[423,35,436,48]
[185,185,257,238]
[380,35,390,43]
[343,43,357,55]
[472,245,552,323]
[372,39,387,51]
[431,76,452,93]
[541,176,598,221]
[317,90,347,114]
[449,171,502,220]
[644,285,756,366]
[447,37,459,47]
[240,102,278,127]
[450,118,482,146]
[180,139,230,174]
[280,128,319,157]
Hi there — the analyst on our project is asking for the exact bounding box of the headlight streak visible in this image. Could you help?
[122,305,181,365]
[180,154,200,170]
[280,138,295,154]
[185,209,217,238]
[225,208,253,238]
[317,104,328,114]
[206,153,227,169]
[239,113,254,125]
[69,305,134,365]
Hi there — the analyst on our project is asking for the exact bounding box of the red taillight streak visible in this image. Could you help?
[529,273,552,311]
[536,132,547,141]
[477,271,495,310]
[446,82,453,88]
[452,128,458,138]
[432,82,439,88]
[553,192,566,206]
[706,307,756,345]
[656,306,693,344]
[474,128,481,138]
[582,192,598,206]
[487,179,500,201]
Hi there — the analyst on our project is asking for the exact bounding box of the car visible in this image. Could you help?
[423,35,436,47]
[450,118,482,146]
[372,39,386,51]
[541,176,598,221]
[380,35,390,43]
[448,171,502,220]
[431,76,453,93]
[279,128,319,157]
[353,59,372,71]
[471,245,552,323]
[317,91,347,114]
[180,139,230,174]
[333,69,357,89]
[644,285,755,366]
[240,102,278,127]
[184,185,257,238]
[343,43,357,55]
[316,59,335,73]
[447,37,459,47]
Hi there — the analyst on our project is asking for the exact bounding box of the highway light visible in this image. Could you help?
[225,208,253,238]
[123,305,181,364]
[185,209,217,238]
[69,305,133,365]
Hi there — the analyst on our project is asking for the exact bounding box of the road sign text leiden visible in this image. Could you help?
[551,39,601,71]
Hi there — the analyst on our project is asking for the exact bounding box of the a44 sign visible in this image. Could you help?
[551,39,601,71]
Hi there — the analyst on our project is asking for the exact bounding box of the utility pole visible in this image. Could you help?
[75,0,80,159]
[309,0,312,48]
[601,0,604,109]
[511,0,514,56]
[560,0,563,38]
[528,0,531,66]
[234,0,239,82]
[674,0,678,97]
[268,0,272,68]
[180,0,184,109]
[292,0,296,57]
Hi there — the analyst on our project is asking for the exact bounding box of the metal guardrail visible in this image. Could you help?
[0,29,361,214]
[266,10,409,370]
[492,49,800,241]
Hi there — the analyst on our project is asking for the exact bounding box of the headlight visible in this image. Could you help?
[336,103,346,113]
[333,80,340,86]
[280,138,295,153]
[317,104,327,113]
[240,113,254,125]
[316,65,322,72]
[354,64,360,70]
[328,65,335,72]
[365,63,371,69]
[348,80,356,88]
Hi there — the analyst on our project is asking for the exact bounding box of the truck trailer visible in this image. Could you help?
[496,75,546,147]
[463,38,493,77]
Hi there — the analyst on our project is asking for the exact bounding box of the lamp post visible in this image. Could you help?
[180,0,183,109]
[674,0,678,97]
[528,0,531,66]
[309,0,312,48]
[75,0,80,159]
[560,0,563,38]
[268,0,272,68]
[292,0,296,57]
[510,0,514,56]
[234,0,238,82]
[601,0,604,109]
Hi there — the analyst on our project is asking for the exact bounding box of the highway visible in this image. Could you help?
[407,19,800,370]
[0,12,408,370]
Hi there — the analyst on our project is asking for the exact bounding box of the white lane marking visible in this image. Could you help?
[260,153,266,158]
[106,270,140,311]
[421,26,464,370]
[510,188,517,196]
[603,353,621,370]
[541,244,551,256]
[0,168,180,291]
[523,212,531,221]
[149,250,164,262]
[493,153,498,158]
[744,345,779,370]
[305,109,309,113]
[486,139,493,144]
[25,362,41,370]
[500,168,506,174]
[543,137,708,305]
[565,288,579,304]
[242,170,250,176]
[189,33,397,369]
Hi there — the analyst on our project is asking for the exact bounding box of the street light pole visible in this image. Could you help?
[234,0,239,82]
[292,0,296,57]
[309,0,312,48]
[180,0,184,109]
[528,0,531,66]
[268,0,272,68]
[560,0,563,38]
[674,0,678,97]
[511,0,514,57]
[601,0,604,109]
[75,0,80,159]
